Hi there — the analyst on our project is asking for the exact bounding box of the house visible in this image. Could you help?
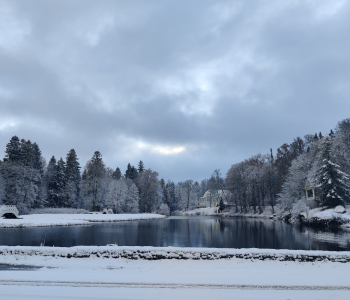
[198,190,231,208]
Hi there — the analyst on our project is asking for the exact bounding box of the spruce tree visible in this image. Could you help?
[65,149,81,208]
[112,167,122,180]
[47,156,58,207]
[56,158,67,207]
[138,160,145,173]
[125,163,132,179]
[4,136,21,163]
[315,136,350,207]
[129,166,138,180]
[82,151,106,211]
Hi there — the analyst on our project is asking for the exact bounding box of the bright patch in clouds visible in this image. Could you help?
[152,146,186,155]
[135,140,186,155]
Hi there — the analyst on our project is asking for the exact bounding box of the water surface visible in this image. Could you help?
[0,216,350,251]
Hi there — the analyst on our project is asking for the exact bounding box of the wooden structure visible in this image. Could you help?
[0,205,19,218]
[305,180,319,208]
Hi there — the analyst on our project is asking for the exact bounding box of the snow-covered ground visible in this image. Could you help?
[0,246,350,299]
[0,213,165,228]
[305,206,350,226]
[181,207,219,216]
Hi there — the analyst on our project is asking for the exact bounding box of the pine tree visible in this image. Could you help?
[130,166,138,180]
[4,136,21,163]
[314,136,350,207]
[112,167,122,180]
[138,160,145,173]
[125,163,132,179]
[81,151,106,211]
[47,156,58,207]
[56,158,67,207]
[64,149,81,208]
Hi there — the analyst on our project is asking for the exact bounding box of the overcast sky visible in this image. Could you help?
[1,0,350,182]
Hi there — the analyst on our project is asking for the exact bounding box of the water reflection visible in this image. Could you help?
[0,216,350,251]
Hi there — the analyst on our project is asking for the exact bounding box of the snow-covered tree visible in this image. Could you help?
[138,169,161,213]
[314,136,350,207]
[80,151,106,211]
[64,149,80,208]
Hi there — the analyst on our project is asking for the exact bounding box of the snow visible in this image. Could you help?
[1,245,350,262]
[0,213,165,228]
[0,246,350,299]
[182,207,218,216]
[307,207,350,224]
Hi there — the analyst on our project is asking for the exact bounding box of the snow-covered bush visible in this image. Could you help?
[158,203,170,216]
[291,199,309,220]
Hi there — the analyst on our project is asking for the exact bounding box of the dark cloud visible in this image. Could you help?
[1,0,350,182]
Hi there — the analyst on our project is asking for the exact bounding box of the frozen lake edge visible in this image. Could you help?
[1,245,350,262]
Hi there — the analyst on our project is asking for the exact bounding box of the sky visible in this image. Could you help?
[1,0,350,182]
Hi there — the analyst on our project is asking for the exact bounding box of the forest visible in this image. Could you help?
[0,118,349,216]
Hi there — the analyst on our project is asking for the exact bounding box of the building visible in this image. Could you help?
[305,179,320,208]
[198,190,231,208]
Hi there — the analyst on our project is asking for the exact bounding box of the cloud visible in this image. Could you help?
[0,0,350,182]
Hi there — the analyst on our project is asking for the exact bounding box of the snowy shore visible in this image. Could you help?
[1,245,350,262]
[1,246,350,299]
[0,213,165,228]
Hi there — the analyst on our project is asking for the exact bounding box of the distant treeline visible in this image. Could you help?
[0,138,213,214]
[1,118,349,215]
[224,118,350,215]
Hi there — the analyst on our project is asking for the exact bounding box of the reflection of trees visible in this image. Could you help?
[2,218,350,250]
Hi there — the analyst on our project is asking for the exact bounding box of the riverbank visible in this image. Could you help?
[0,213,165,228]
[0,246,350,299]
[181,206,350,227]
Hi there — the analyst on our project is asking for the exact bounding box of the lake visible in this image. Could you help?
[1,216,350,251]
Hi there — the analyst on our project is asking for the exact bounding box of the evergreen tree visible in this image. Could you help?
[125,163,132,179]
[81,151,106,211]
[1,137,42,212]
[64,149,80,208]
[4,136,21,163]
[138,160,145,173]
[55,158,67,207]
[112,167,122,180]
[47,156,58,207]
[314,136,350,207]
[130,166,138,180]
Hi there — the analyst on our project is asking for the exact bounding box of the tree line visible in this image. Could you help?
[0,137,210,214]
[224,118,350,214]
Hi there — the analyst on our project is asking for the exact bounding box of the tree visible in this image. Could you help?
[314,136,350,207]
[1,137,42,213]
[112,167,122,180]
[138,160,145,173]
[81,151,106,211]
[55,158,67,207]
[138,169,161,213]
[46,156,58,207]
[64,149,80,208]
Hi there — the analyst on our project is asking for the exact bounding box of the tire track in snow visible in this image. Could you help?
[0,280,349,290]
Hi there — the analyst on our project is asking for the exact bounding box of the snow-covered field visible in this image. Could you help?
[0,213,165,228]
[0,246,350,299]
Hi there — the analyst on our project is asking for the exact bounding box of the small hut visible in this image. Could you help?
[305,180,320,208]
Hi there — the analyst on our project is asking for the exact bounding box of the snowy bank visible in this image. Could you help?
[1,245,350,262]
[0,213,165,228]
[301,206,350,226]
[181,207,218,216]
